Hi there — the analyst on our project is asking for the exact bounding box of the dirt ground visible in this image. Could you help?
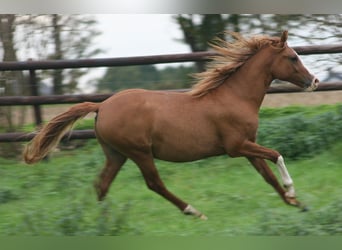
[262,90,342,107]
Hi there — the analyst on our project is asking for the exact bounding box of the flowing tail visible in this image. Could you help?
[23,102,100,164]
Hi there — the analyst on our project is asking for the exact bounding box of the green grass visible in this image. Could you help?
[0,104,341,235]
[1,142,341,235]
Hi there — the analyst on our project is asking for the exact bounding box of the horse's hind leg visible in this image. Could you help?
[94,144,127,201]
[130,152,207,220]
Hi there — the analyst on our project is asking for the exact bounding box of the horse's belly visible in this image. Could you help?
[151,134,225,162]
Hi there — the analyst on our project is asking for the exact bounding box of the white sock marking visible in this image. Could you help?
[276,155,295,197]
[183,205,207,220]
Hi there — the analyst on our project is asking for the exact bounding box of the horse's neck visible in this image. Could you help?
[220,48,274,109]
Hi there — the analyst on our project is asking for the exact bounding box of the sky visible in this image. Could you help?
[94,14,189,58]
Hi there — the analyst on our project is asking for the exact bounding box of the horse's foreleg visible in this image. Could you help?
[232,140,305,209]
[247,157,302,207]
[235,140,296,197]
[130,153,207,220]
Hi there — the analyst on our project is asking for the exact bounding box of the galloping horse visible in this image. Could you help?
[24,31,319,220]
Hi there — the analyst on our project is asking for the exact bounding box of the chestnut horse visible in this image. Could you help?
[24,31,319,220]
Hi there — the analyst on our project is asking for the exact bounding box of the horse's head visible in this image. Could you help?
[270,31,319,91]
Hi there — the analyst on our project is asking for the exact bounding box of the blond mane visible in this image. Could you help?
[189,32,285,97]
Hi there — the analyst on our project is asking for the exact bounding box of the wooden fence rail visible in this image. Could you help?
[0,130,95,143]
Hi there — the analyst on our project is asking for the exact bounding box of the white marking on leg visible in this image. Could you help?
[276,155,295,197]
[183,205,207,220]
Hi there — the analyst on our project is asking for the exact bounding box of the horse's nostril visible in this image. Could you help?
[314,78,319,83]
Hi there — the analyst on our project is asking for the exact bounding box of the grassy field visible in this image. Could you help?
[0,104,341,236]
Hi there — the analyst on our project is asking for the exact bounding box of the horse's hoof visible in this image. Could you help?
[199,214,208,220]
[286,196,300,207]
[300,205,309,212]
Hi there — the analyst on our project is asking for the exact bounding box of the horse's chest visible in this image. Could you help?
[218,112,258,141]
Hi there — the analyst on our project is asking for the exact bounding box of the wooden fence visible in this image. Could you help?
[1,44,342,142]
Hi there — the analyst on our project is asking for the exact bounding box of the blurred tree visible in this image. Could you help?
[0,15,17,63]
[97,65,160,92]
[0,14,26,128]
[48,15,102,94]
[97,64,196,92]
[16,14,102,94]
[174,14,231,71]
[51,14,63,95]
[158,65,195,89]
[0,14,27,157]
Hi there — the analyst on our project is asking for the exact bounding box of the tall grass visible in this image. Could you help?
[258,104,342,159]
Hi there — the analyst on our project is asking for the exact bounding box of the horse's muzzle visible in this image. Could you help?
[304,77,319,91]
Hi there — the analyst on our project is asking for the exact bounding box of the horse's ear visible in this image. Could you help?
[280,30,288,44]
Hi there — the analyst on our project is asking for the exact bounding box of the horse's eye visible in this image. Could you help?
[289,56,298,62]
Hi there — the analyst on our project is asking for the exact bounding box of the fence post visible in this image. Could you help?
[28,67,42,127]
